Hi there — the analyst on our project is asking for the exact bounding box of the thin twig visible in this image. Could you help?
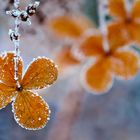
[124,0,132,16]
[13,0,21,88]
[6,0,40,88]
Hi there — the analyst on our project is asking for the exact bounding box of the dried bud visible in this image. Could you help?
[20,11,29,22]
[9,29,20,41]
[27,7,36,16]
[26,1,40,16]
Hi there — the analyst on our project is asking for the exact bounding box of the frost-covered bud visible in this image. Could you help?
[20,11,29,22]
[26,1,40,16]
[9,29,20,41]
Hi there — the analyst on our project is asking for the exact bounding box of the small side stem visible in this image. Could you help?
[98,0,109,53]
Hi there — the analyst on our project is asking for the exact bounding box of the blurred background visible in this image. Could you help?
[0,0,140,140]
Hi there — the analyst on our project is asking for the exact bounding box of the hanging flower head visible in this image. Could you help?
[108,0,140,45]
[0,52,58,130]
[48,14,94,72]
[75,32,139,94]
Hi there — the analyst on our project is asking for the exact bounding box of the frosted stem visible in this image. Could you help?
[14,0,20,9]
[7,1,39,88]
[98,0,110,53]
[14,0,21,88]
[124,0,132,15]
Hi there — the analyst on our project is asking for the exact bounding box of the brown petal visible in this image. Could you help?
[12,90,50,130]
[49,15,93,38]
[82,58,113,94]
[1,52,23,87]
[111,50,139,79]
[22,58,58,90]
[0,83,16,109]
[108,0,127,19]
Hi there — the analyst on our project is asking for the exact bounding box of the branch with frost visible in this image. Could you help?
[6,0,40,88]
[124,0,132,14]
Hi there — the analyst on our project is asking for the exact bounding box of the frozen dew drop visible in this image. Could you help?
[47,117,50,121]
[38,117,41,121]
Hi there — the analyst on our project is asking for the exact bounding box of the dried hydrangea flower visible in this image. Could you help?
[76,33,139,94]
[108,0,140,45]
[49,14,93,72]
[0,52,58,130]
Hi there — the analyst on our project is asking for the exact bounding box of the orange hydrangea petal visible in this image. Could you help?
[127,22,140,44]
[0,83,16,109]
[49,15,93,38]
[22,58,58,90]
[108,0,126,19]
[12,90,50,130]
[78,35,104,57]
[56,47,80,71]
[1,52,23,87]
[108,22,130,50]
[110,50,139,79]
[0,56,3,79]
[131,0,140,19]
[82,58,113,94]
